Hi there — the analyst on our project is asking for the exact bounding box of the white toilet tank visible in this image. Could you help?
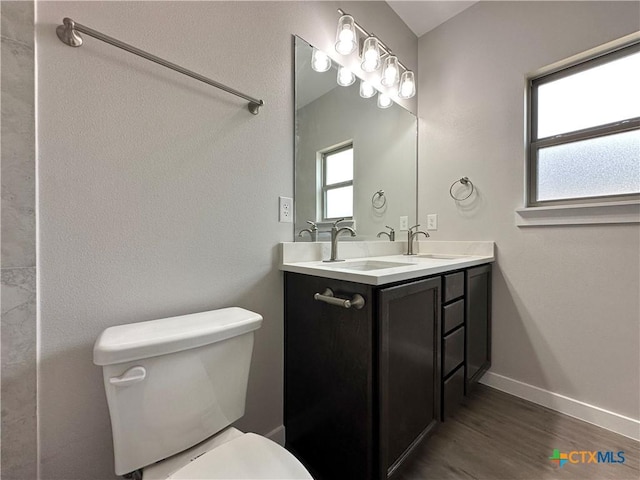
[94,307,263,476]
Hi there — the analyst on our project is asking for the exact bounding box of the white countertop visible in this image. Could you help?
[280,241,495,286]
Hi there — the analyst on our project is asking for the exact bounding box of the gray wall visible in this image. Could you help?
[35,2,416,478]
[1,1,37,478]
[296,82,417,239]
[418,1,640,420]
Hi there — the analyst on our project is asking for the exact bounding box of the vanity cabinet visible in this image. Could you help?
[284,262,492,479]
[284,273,440,480]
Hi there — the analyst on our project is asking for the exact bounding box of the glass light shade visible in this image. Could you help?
[381,55,400,87]
[359,80,376,98]
[377,91,392,109]
[337,66,355,86]
[361,36,381,72]
[335,15,357,55]
[311,47,331,73]
[398,70,416,99]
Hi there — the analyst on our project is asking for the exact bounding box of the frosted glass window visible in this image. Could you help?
[325,186,353,218]
[528,42,640,206]
[537,52,640,138]
[325,148,353,185]
[537,130,640,201]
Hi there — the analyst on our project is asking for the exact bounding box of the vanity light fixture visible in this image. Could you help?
[359,79,376,98]
[335,14,357,55]
[311,47,331,72]
[334,9,416,100]
[377,91,393,109]
[337,66,356,86]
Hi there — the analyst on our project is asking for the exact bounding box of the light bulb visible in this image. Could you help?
[339,27,354,43]
[377,91,392,109]
[335,15,357,55]
[360,37,381,72]
[384,66,397,81]
[337,66,355,86]
[398,70,416,99]
[359,80,375,98]
[381,55,400,87]
[364,49,378,62]
[311,48,331,73]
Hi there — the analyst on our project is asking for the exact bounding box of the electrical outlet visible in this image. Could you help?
[427,214,438,231]
[279,196,293,223]
[399,216,409,231]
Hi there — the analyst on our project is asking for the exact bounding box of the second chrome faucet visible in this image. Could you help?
[405,224,429,255]
[324,218,356,262]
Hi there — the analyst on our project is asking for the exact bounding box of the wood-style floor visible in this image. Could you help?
[394,385,639,480]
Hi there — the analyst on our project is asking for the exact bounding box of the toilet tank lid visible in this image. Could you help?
[93,307,263,366]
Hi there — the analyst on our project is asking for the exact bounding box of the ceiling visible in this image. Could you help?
[386,1,478,37]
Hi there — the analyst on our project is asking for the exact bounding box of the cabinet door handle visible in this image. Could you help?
[313,288,365,310]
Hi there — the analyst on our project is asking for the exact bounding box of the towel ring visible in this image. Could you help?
[372,190,387,209]
[449,177,474,201]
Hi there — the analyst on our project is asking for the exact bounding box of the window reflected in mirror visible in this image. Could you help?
[323,144,354,219]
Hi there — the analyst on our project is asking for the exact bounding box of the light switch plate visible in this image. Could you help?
[399,216,409,230]
[427,214,438,231]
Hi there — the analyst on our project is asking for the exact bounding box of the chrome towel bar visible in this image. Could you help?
[56,17,264,115]
[314,288,365,310]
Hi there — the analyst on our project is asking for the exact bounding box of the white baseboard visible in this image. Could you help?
[265,425,285,446]
[480,372,640,441]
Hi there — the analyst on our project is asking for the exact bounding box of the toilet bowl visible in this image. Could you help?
[94,307,312,479]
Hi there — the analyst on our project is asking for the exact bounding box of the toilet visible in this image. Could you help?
[94,307,313,479]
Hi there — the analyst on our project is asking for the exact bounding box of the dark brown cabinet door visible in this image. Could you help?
[466,264,492,385]
[284,272,375,480]
[378,277,441,477]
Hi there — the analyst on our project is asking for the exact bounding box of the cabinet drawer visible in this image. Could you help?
[443,327,464,376]
[442,365,465,419]
[443,299,464,334]
[444,272,464,303]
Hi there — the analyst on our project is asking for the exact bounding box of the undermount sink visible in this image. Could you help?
[322,260,412,271]
[416,254,467,260]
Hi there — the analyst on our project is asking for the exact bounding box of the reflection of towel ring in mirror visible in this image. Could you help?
[449,177,474,201]
[372,190,387,209]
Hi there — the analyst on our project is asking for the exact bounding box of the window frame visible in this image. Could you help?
[527,41,640,207]
[321,143,354,221]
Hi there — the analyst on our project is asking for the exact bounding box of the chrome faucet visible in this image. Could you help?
[324,218,356,262]
[298,221,319,242]
[377,225,395,241]
[405,224,430,255]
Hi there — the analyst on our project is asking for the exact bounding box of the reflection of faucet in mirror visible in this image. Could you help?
[324,218,357,262]
[298,221,319,242]
[405,224,429,255]
[377,225,395,241]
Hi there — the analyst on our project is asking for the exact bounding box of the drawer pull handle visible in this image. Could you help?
[314,288,365,310]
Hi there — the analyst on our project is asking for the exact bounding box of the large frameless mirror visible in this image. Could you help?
[294,35,417,242]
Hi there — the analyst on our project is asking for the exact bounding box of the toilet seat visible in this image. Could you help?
[143,431,312,480]
[166,433,312,480]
